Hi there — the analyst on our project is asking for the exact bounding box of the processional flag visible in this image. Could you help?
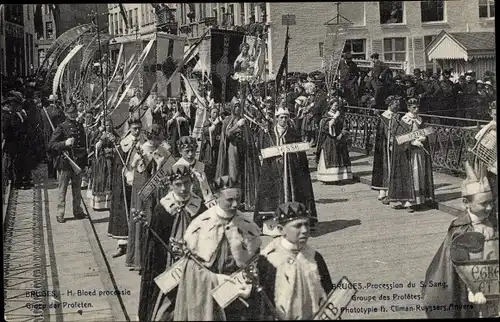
[118,4,129,30]
[142,33,186,98]
[275,25,290,94]
[210,29,245,103]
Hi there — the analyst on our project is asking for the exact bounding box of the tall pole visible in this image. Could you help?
[284,23,289,108]
[95,4,107,127]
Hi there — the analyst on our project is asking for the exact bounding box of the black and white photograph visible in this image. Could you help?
[2,1,498,320]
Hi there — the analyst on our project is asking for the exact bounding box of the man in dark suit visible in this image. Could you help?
[370,52,392,109]
[49,102,88,223]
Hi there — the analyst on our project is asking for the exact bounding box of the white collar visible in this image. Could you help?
[468,209,487,224]
[215,205,235,221]
[172,192,191,203]
[280,237,303,253]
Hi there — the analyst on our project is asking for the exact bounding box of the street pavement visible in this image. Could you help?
[3,151,465,321]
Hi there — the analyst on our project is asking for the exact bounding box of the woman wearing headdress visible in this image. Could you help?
[91,117,120,210]
[315,98,353,184]
[215,97,260,211]
[371,95,401,203]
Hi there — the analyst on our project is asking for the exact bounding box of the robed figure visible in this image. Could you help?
[125,124,163,271]
[215,98,260,211]
[254,107,317,228]
[108,118,145,257]
[166,102,190,158]
[387,98,435,212]
[421,163,498,318]
[199,107,223,183]
[256,202,334,320]
[138,165,206,322]
[371,96,401,203]
[315,99,353,184]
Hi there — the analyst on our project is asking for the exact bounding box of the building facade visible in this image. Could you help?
[35,4,108,72]
[0,5,37,77]
[174,1,495,75]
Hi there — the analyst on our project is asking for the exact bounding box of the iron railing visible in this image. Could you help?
[344,106,488,175]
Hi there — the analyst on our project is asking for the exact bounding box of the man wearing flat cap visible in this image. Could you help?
[370,52,392,109]
[255,201,334,320]
[440,69,458,123]
[49,102,88,223]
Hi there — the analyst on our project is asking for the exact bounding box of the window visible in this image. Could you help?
[118,12,122,34]
[38,49,45,65]
[421,0,444,22]
[380,1,404,24]
[319,42,324,57]
[44,5,50,15]
[200,3,206,19]
[239,3,245,23]
[109,14,113,35]
[128,10,133,32]
[141,4,145,26]
[115,13,119,35]
[424,35,436,71]
[383,37,406,61]
[479,0,495,18]
[134,8,138,30]
[343,39,367,60]
[46,21,53,39]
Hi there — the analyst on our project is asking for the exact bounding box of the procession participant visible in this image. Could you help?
[387,98,435,213]
[125,123,161,271]
[48,101,88,223]
[471,101,497,214]
[254,105,317,230]
[371,96,401,203]
[256,202,334,320]
[43,94,66,179]
[166,100,190,158]
[370,52,392,109]
[310,82,329,147]
[139,164,207,322]
[300,95,316,144]
[315,98,353,184]
[294,95,308,137]
[172,176,262,321]
[199,107,223,183]
[108,116,144,258]
[91,118,119,210]
[421,162,497,318]
[215,97,260,211]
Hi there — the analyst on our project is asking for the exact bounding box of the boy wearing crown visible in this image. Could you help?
[174,136,215,206]
[255,106,317,233]
[387,98,435,212]
[256,202,334,320]
[172,176,262,321]
[421,162,498,318]
[138,164,206,322]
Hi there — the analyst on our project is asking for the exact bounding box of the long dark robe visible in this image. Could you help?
[254,125,317,227]
[92,132,119,210]
[421,213,497,318]
[126,151,155,271]
[199,118,222,184]
[215,115,260,211]
[256,250,334,320]
[371,112,397,190]
[107,144,130,239]
[387,115,435,205]
[315,113,352,183]
[138,193,206,322]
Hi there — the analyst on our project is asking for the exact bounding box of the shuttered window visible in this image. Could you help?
[383,38,406,61]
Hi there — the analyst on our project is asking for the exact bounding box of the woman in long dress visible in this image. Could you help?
[92,118,119,210]
[315,98,353,184]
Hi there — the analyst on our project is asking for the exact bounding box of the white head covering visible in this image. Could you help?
[295,95,307,105]
[49,94,57,101]
[485,81,493,86]
[462,162,492,200]
[275,107,290,117]
[476,80,484,84]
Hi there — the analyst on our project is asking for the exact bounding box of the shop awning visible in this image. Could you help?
[425,30,496,61]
